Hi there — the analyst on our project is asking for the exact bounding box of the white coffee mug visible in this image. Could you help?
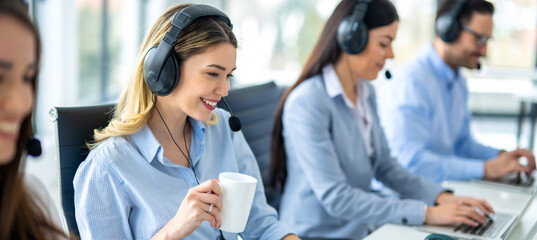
[218,172,257,233]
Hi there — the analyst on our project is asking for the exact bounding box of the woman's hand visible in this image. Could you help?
[435,193,494,216]
[425,200,492,227]
[152,179,222,240]
[282,234,301,240]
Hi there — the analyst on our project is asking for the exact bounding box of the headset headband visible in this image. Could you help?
[144,5,232,92]
[337,0,372,54]
[436,0,470,43]
[348,0,371,32]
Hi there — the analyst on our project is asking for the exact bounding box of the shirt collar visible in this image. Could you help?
[322,63,370,106]
[426,44,462,85]
[188,117,205,167]
[130,124,162,164]
[324,63,343,99]
[190,116,206,139]
[129,117,206,166]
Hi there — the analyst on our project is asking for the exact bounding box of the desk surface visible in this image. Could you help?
[364,180,537,240]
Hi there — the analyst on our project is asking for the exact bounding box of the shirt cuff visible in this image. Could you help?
[423,183,446,206]
[258,221,295,240]
[448,159,484,180]
[484,148,502,160]
[401,200,428,226]
[423,204,428,224]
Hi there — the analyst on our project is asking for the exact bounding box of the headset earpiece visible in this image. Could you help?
[143,4,232,96]
[143,46,180,96]
[337,16,368,54]
[436,0,470,43]
[337,0,371,55]
[142,4,240,132]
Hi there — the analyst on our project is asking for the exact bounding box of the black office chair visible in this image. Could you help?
[217,81,285,210]
[49,104,115,237]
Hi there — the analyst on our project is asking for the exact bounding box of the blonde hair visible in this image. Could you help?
[90,3,237,149]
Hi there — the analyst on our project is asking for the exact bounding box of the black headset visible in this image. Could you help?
[21,0,41,157]
[436,0,470,43]
[337,0,372,54]
[143,4,233,96]
[336,0,393,79]
[143,4,241,132]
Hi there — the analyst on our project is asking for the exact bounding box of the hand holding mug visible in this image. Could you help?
[153,179,222,240]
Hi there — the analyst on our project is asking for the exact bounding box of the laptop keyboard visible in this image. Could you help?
[454,212,512,237]
[509,175,534,187]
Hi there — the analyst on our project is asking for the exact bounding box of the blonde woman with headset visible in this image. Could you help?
[74,3,298,240]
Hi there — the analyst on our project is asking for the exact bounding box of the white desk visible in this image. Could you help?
[364,181,537,240]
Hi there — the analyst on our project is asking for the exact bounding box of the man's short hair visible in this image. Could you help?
[436,0,494,26]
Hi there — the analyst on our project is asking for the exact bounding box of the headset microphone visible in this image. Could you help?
[385,70,392,80]
[220,97,242,132]
[26,137,42,157]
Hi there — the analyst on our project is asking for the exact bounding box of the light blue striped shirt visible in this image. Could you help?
[74,109,293,240]
[378,44,500,182]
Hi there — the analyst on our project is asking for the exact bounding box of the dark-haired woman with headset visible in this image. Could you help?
[270,0,493,238]
[0,0,69,239]
[73,3,299,240]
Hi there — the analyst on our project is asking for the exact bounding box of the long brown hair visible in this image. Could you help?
[269,0,399,192]
[0,1,68,239]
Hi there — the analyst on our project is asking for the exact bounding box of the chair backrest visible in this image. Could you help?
[217,81,285,210]
[49,104,115,236]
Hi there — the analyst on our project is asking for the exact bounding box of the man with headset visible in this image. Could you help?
[378,0,536,183]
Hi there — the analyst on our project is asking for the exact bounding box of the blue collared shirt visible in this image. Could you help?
[378,44,500,182]
[74,109,293,240]
[279,69,444,239]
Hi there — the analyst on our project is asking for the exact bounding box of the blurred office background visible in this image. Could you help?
[24,0,536,230]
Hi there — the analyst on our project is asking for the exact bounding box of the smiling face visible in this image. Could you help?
[0,15,36,164]
[446,12,493,69]
[162,42,236,121]
[347,20,398,81]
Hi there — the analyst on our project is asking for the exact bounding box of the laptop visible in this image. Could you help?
[418,186,537,240]
[420,212,518,240]
[471,157,535,193]
[471,172,536,194]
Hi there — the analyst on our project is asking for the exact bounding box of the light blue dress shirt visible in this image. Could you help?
[74,109,293,240]
[279,67,444,240]
[378,44,500,183]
